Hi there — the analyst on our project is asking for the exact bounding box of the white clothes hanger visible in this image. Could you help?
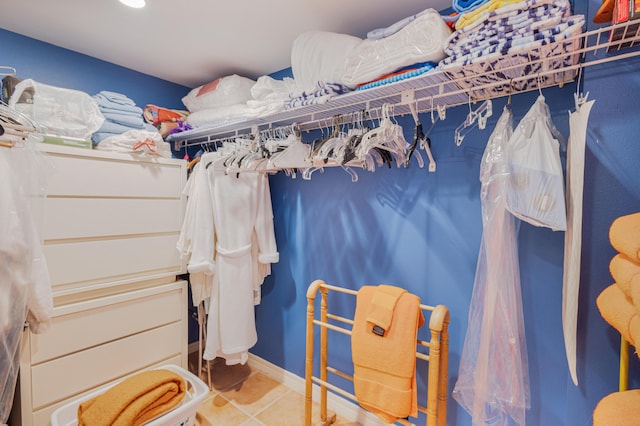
[454,97,493,146]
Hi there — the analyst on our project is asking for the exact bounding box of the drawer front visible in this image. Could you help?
[44,234,182,291]
[45,153,184,198]
[31,285,184,364]
[31,355,182,426]
[43,197,183,240]
[31,322,183,409]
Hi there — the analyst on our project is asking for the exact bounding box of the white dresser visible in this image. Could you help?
[10,144,189,426]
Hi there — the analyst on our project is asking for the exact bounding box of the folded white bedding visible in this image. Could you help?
[341,9,452,88]
[246,75,297,116]
[291,30,362,93]
[186,104,261,128]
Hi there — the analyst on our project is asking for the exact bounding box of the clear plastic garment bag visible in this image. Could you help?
[0,134,52,424]
[453,106,530,426]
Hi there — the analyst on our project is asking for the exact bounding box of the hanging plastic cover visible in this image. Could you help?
[505,95,567,231]
[453,106,530,426]
[0,134,53,423]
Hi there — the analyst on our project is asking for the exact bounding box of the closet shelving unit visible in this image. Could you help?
[168,21,640,150]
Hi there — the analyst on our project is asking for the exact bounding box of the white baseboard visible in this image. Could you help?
[248,353,387,426]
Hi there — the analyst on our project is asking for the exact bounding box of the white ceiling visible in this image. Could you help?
[0,0,451,89]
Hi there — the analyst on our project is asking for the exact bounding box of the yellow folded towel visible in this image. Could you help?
[78,369,186,426]
[455,0,522,30]
[366,284,407,335]
[610,253,640,298]
[596,284,640,349]
[609,212,640,263]
[352,285,424,424]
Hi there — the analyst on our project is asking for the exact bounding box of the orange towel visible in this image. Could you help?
[630,275,640,313]
[78,369,186,426]
[352,285,424,424]
[596,284,640,349]
[593,389,640,425]
[366,284,407,335]
[610,253,640,298]
[609,212,640,263]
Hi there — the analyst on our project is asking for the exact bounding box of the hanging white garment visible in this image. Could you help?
[562,94,595,386]
[453,106,530,426]
[197,161,278,364]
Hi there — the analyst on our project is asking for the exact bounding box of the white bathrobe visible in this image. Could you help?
[186,152,278,364]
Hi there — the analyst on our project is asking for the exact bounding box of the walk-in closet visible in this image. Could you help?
[1,0,640,425]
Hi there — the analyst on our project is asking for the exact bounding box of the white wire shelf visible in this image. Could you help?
[168,20,640,150]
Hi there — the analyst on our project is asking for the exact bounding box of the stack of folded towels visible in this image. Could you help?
[440,0,584,68]
[92,91,157,145]
[594,211,640,424]
[596,212,640,354]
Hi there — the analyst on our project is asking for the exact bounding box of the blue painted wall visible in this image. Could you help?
[0,28,188,112]
[3,1,640,423]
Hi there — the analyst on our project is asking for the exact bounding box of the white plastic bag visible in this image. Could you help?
[505,95,567,231]
[181,74,255,113]
[8,79,104,140]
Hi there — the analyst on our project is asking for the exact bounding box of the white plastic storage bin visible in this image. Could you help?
[50,364,209,426]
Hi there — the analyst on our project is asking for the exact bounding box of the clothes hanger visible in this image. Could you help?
[454,96,493,146]
[407,101,436,172]
[0,65,17,76]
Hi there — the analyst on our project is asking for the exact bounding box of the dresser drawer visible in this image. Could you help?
[45,234,182,293]
[43,197,183,240]
[30,321,183,409]
[31,282,185,364]
[43,148,184,198]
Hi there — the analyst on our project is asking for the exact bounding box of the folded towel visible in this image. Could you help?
[593,389,640,425]
[97,90,136,106]
[610,254,640,297]
[96,120,137,134]
[596,284,640,349]
[352,285,424,423]
[366,285,407,334]
[102,110,145,128]
[610,212,640,263]
[78,369,185,426]
[455,0,524,29]
[631,275,640,314]
[94,94,144,115]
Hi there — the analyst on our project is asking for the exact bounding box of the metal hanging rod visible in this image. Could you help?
[170,20,640,150]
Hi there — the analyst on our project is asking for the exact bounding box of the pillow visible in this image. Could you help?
[291,31,362,93]
[182,74,255,112]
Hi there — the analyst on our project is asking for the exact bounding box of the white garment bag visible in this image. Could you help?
[563,93,594,386]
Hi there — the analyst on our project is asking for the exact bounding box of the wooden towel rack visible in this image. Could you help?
[304,279,450,426]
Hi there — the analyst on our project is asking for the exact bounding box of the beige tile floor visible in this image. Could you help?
[189,352,361,426]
